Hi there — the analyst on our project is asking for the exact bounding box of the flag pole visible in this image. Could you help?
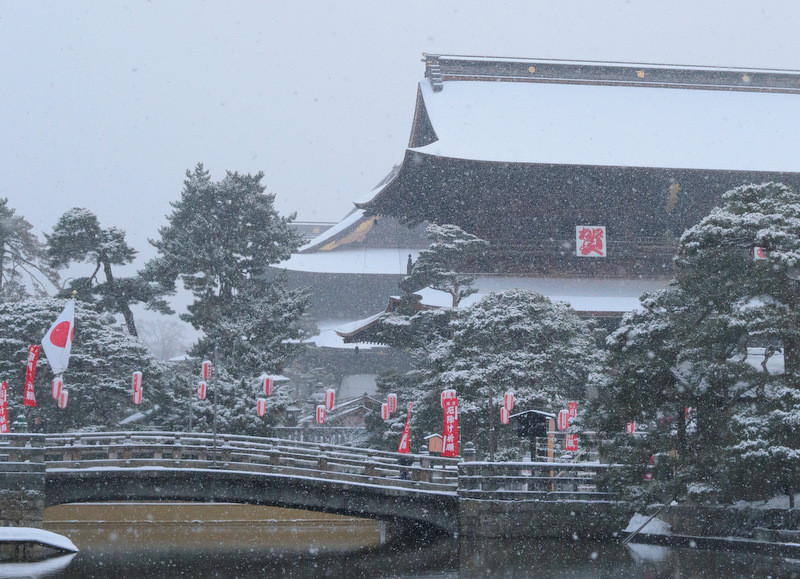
[212,345,218,468]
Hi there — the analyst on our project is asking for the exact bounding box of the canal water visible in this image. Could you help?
[2,503,799,577]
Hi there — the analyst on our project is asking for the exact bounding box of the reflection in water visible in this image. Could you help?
[14,503,800,577]
[45,502,384,553]
[0,553,75,578]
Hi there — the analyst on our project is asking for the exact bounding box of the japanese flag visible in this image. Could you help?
[41,300,75,375]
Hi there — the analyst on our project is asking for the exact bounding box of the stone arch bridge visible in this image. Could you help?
[0,432,628,538]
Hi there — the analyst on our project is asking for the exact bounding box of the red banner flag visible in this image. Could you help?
[565,433,579,452]
[0,382,8,433]
[23,345,40,407]
[398,402,413,453]
[568,400,578,419]
[442,396,459,457]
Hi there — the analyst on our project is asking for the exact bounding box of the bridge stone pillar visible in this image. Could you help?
[0,439,45,528]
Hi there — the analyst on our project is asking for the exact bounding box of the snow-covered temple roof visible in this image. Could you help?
[280,55,800,303]
[411,74,800,172]
[279,247,420,275]
[335,277,666,345]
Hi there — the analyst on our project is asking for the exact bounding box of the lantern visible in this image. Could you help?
[263,376,273,397]
[381,402,390,421]
[500,406,509,425]
[57,390,69,409]
[315,404,325,424]
[558,409,570,431]
[202,360,212,380]
[51,376,63,400]
[132,371,142,393]
[133,387,142,405]
[325,388,336,411]
[197,380,207,400]
[503,390,514,412]
[256,398,267,417]
[387,393,397,414]
[626,421,636,434]
[440,389,457,408]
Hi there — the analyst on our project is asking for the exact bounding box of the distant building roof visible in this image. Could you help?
[291,221,337,243]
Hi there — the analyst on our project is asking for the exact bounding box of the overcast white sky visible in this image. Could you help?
[3,1,800,266]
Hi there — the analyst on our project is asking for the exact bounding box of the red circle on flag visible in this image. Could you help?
[49,321,72,347]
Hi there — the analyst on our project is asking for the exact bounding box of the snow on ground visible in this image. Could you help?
[624,513,672,535]
[626,542,671,563]
[732,493,800,510]
[0,527,78,552]
[118,411,146,425]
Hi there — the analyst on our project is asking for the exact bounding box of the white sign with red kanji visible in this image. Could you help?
[754,247,767,260]
[576,226,606,257]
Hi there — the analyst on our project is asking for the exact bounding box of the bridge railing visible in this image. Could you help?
[0,434,45,472]
[458,461,618,502]
[32,431,460,492]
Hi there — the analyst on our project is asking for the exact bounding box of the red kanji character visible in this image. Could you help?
[578,227,605,256]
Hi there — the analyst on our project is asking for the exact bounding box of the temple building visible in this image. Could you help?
[279,53,800,353]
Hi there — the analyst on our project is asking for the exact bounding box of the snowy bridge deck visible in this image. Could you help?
[0,432,629,537]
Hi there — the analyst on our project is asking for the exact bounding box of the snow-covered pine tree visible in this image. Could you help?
[365,224,490,451]
[47,208,171,336]
[184,367,295,436]
[0,298,174,432]
[144,164,310,432]
[370,290,600,459]
[400,223,489,307]
[590,182,800,505]
[0,198,58,300]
